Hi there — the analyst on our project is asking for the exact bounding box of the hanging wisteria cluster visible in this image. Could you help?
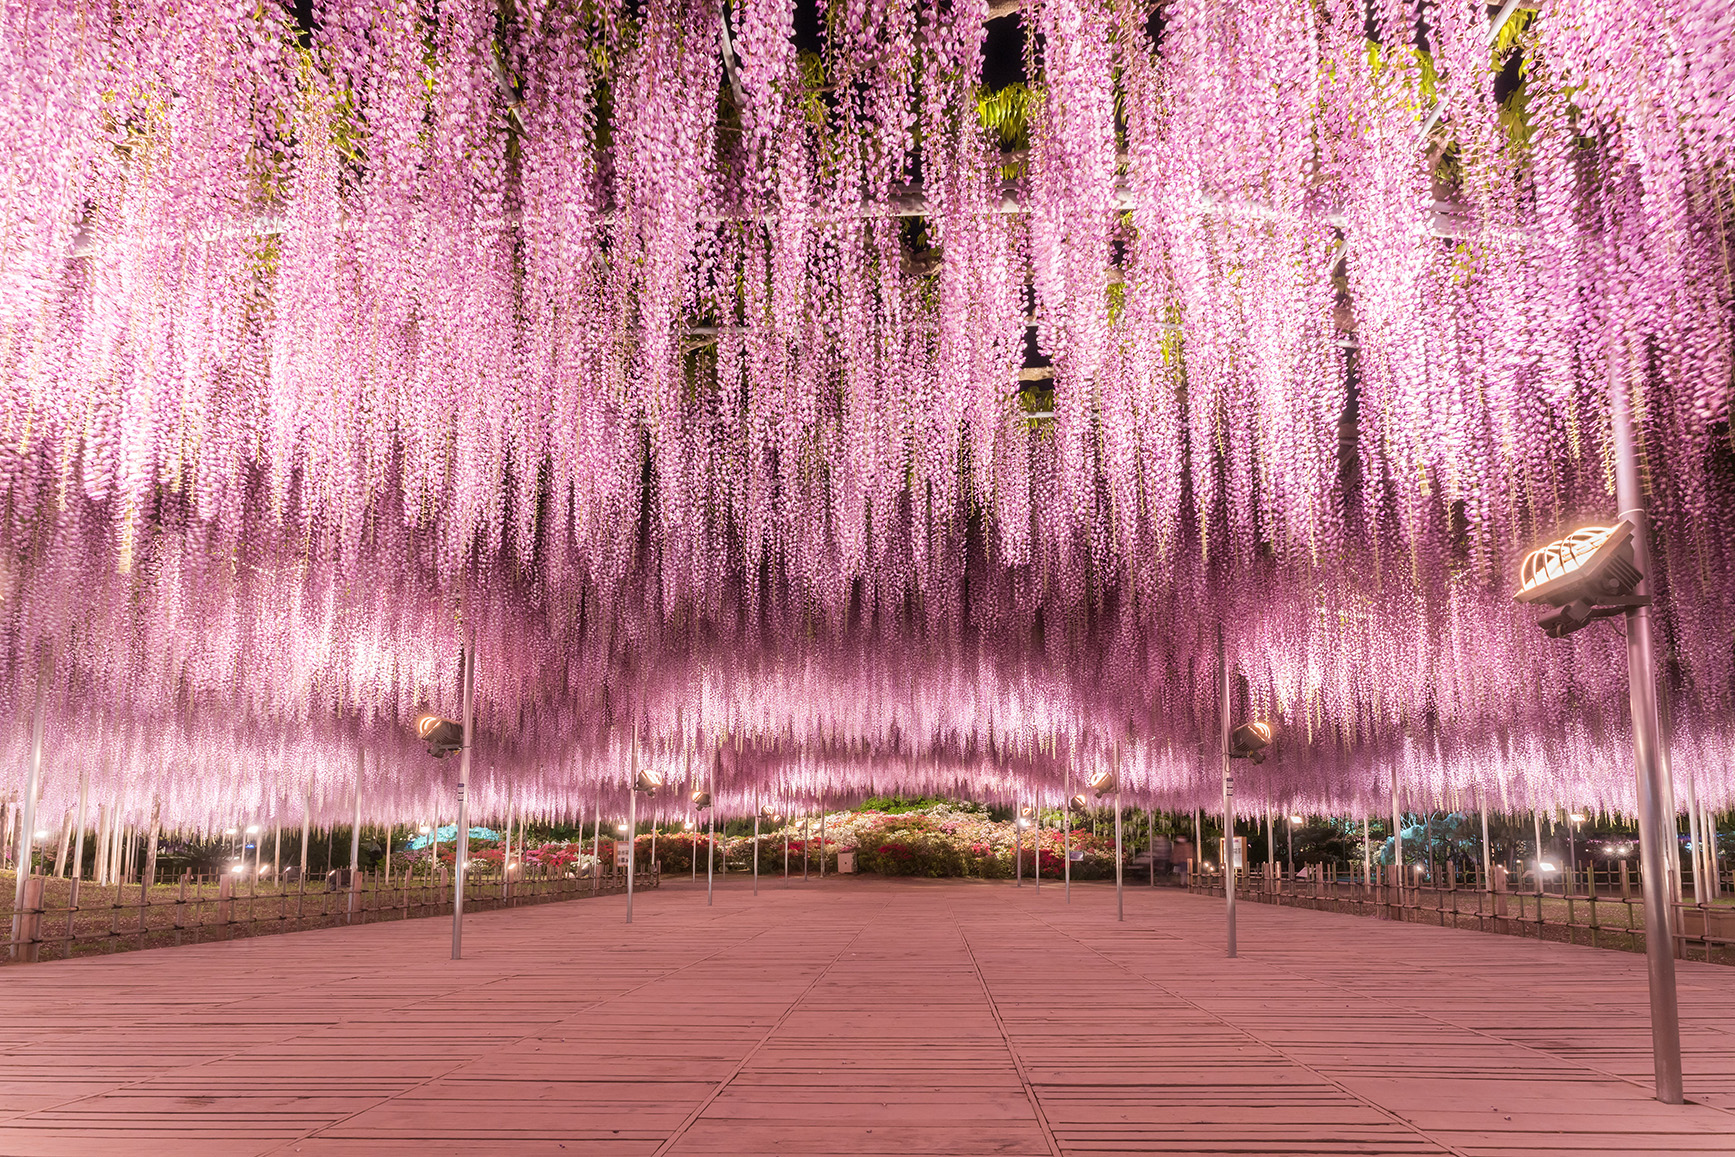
[0,0,1731,835]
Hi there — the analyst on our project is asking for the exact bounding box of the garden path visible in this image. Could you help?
[1,877,1733,1155]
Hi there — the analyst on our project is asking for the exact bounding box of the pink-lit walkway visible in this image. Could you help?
[3,877,1734,1156]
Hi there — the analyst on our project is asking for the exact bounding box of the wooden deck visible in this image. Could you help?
[3,877,1733,1156]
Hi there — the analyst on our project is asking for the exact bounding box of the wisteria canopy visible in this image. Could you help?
[1,0,1731,834]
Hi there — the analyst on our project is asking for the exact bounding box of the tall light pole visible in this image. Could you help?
[1512,343,1682,1104]
[1220,626,1235,958]
[451,638,474,961]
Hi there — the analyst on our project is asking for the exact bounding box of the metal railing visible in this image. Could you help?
[4,865,658,964]
[1184,861,1735,965]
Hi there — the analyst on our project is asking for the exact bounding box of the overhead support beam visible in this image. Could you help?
[1415,0,1533,148]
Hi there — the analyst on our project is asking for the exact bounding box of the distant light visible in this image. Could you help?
[230,864,244,874]
[1289,815,1304,824]
[1569,813,1586,823]
[1539,861,1558,872]
[616,823,629,834]
[419,825,431,834]
[224,828,238,836]
[683,820,695,831]
[33,829,49,840]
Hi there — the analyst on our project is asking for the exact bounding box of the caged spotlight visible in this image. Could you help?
[691,789,712,809]
[1088,768,1117,797]
[414,713,464,758]
[1229,721,1273,764]
[1515,521,1649,638]
[634,768,663,794]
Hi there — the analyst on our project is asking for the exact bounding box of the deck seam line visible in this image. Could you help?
[952,901,1069,1157]
[1177,889,1735,1117]
[646,899,886,1157]
[252,889,787,1155]
[1021,898,1474,1157]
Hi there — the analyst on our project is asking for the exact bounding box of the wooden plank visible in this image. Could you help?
[0,879,1731,1155]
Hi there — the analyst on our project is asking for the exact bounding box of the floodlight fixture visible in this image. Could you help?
[230,864,244,874]
[1068,793,1087,810]
[771,813,783,824]
[1289,814,1304,825]
[1229,721,1274,763]
[1515,521,1648,638]
[616,823,630,835]
[634,768,663,794]
[1539,861,1558,872]
[246,824,260,834]
[414,712,465,758]
[224,827,238,836]
[1088,768,1118,797]
[760,804,778,819]
[1019,804,1036,820]
[691,789,712,809]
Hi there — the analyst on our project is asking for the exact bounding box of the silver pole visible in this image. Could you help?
[71,766,88,882]
[1064,798,1071,902]
[1392,769,1404,897]
[1220,627,1235,957]
[753,805,760,896]
[1533,810,1545,891]
[1611,346,1683,1103]
[819,805,826,878]
[1033,797,1040,891]
[1685,775,1705,906]
[1479,790,1493,891]
[349,748,363,921]
[300,786,311,878]
[705,801,714,906]
[1149,807,1157,887]
[452,639,474,960]
[10,650,51,957]
[626,735,638,924]
[1114,781,1124,922]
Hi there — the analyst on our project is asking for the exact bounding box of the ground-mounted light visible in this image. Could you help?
[691,789,712,809]
[414,712,465,758]
[1515,521,1649,638]
[1088,768,1117,798]
[1229,721,1273,763]
[634,768,663,794]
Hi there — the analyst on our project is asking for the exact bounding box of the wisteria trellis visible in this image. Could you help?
[0,0,1731,833]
